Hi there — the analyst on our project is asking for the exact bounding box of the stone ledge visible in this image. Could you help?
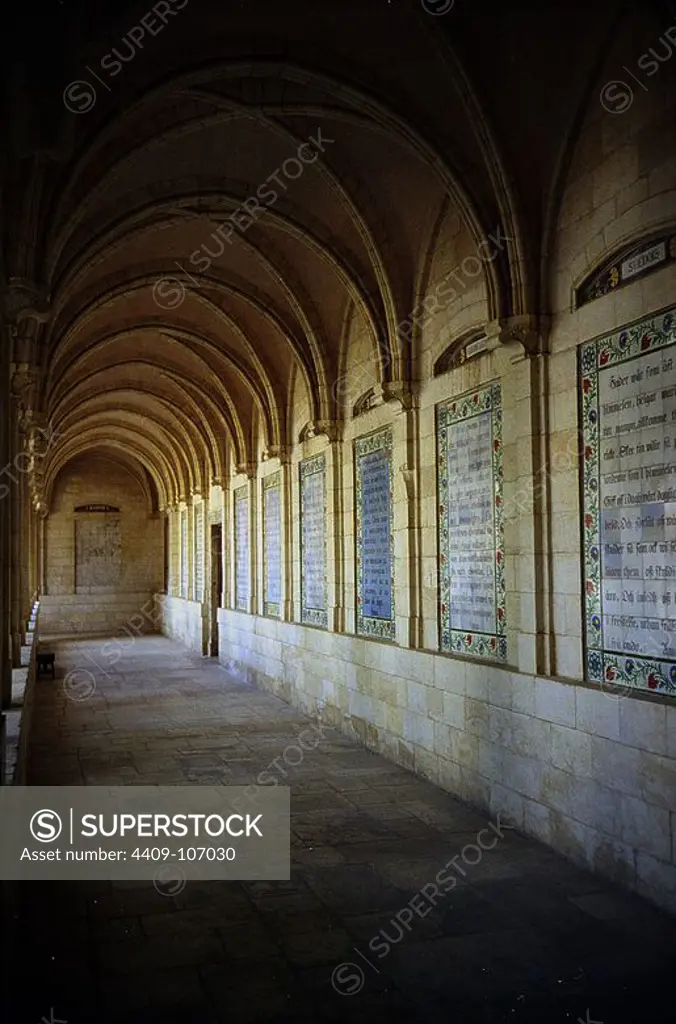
[3,709,21,784]
[10,600,40,784]
[216,622,676,916]
[11,668,29,708]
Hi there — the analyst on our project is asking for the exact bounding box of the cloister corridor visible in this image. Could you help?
[1,633,673,1023]
[3,0,676,1019]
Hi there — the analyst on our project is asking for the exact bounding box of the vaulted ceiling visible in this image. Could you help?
[1,0,660,507]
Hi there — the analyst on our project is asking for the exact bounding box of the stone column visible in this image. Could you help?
[8,364,44,663]
[165,506,173,596]
[259,446,290,623]
[5,287,49,657]
[300,423,343,634]
[0,327,12,711]
[33,507,39,600]
[232,463,256,615]
[19,437,31,625]
[179,503,188,599]
[187,500,195,602]
[27,500,36,607]
[221,479,230,611]
[248,473,257,616]
[26,501,33,608]
[383,381,419,650]
[278,449,293,623]
[2,287,50,782]
[9,385,23,665]
[172,506,181,597]
[38,511,46,595]
[400,400,422,650]
[329,434,345,635]
[496,316,552,677]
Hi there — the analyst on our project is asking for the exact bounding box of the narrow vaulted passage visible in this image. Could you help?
[2,1,676,1020]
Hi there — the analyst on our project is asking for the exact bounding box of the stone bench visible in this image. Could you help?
[37,652,56,679]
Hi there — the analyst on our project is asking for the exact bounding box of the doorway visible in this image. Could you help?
[163,514,169,594]
[210,524,223,656]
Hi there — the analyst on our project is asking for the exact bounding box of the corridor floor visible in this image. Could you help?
[3,636,674,1023]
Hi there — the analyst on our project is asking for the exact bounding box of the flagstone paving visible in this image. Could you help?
[3,635,674,1023]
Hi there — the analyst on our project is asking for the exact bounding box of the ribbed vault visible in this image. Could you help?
[1,0,639,506]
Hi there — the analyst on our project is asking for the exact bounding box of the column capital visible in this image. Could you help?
[353,384,385,416]
[262,444,293,465]
[399,463,416,500]
[487,314,550,358]
[10,363,42,425]
[299,420,341,443]
[352,381,417,416]
[22,408,48,430]
[3,281,51,364]
[3,279,51,324]
[382,379,418,411]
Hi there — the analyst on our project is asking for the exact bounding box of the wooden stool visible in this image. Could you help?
[37,652,56,679]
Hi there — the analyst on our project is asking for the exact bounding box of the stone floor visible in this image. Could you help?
[2,635,674,1023]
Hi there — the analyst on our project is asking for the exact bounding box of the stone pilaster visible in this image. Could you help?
[302,422,343,635]
[495,315,552,676]
[277,447,293,623]
[9,384,23,665]
[19,420,31,627]
[8,367,40,664]
[0,325,11,711]
[38,509,47,595]
[393,383,420,651]
[248,474,257,617]
[3,281,52,657]
[220,479,231,612]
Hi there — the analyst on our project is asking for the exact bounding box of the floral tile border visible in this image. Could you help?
[263,472,281,618]
[577,233,676,307]
[436,382,506,661]
[300,454,328,628]
[580,306,676,697]
[355,427,395,640]
[234,485,249,612]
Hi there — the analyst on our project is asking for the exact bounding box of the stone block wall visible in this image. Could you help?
[43,455,163,634]
[218,609,676,913]
[160,595,206,654]
[40,592,158,637]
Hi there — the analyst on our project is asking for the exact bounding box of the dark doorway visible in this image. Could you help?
[210,524,223,656]
[163,514,169,594]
